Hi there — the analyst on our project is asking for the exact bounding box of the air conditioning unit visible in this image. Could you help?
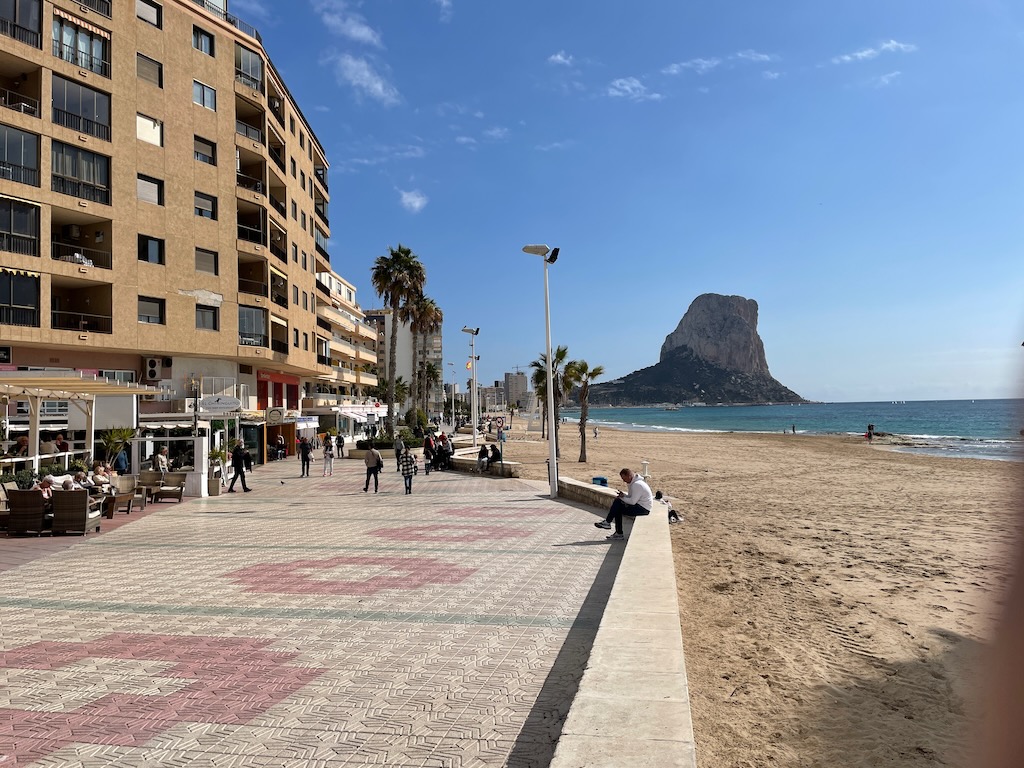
[269,97,281,110]
[63,224,81,239]
[145,358,161,381]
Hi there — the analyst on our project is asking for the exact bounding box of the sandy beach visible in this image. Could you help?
[498,419,1021,767]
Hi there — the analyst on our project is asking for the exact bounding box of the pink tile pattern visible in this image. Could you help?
[367,524,533,542]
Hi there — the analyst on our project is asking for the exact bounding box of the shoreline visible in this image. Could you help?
[500,422,1020,767]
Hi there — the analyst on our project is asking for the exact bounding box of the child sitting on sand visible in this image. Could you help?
[656,490,681,523]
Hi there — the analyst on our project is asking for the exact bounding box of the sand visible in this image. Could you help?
[498,418,1021,767]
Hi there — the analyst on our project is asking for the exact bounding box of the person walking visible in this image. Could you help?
[393,434,405,471]
[322,435,335,477]
[594,467,652,540]
[227,440,252,493]
[363,440,383,493]
[398,447,418,494]
[297,436,313,477]
[422,434,434,475]
[337,433,345,458]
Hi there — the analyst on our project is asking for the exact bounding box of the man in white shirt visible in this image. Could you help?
[595,467,653,540]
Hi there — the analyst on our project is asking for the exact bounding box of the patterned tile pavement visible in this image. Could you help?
[0,456,621,767]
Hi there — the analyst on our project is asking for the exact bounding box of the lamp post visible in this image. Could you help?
[461,326,479,448]
[522,244,559,498]
[187,373,201,437]
[446,361,455,429]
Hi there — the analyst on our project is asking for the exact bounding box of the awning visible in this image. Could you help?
[0,266,41,278]
[340,410,367,422]
[138,420,212,430]
[53,6,111,37]
[0,371,165,400]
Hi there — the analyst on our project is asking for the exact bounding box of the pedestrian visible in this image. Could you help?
[338,433,345,457]
[363,440,383,493]
[487,444,501,471]
[594,467,653,540]
[476,445,488,473]
[422,434,434,475]
[393,433,405,471]
[322,435,335,477]
[112,446,128,474]
[593,426,599,441]
[155,446,170,473]
[297,436,313,477]
[656,490,680,523]
[275,434,286,460]
[227,440,252,492]
[399,446,418,494]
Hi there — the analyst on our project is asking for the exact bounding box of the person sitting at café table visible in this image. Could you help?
[54,434,70,453]
[74,471,94,489]
[91,462,112,486]
[6,436,29,456]
[31,475,57,505]
[39,434,57,454]
[155,446,170,472]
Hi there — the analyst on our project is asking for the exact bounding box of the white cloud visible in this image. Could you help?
[314,0,382,47]
[762,70,781,80]
[483,126,508,140]
[735,49,774,62]
[832,39,917,64]
[548,50,574,66]
[313,105,331,112]
[662,57,721,75]
[434,0,453,22]
[608,77,663,101]
[455,136,477,145]
[325,53,400,106]
[536,140,573,152]
[876,70,902,87]
[399,189,428,213]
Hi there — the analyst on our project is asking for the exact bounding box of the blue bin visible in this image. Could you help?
[592,476,608,487]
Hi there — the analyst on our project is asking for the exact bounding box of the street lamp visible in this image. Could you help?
[446,361,456,429]
[461,326,480,448]
[187,373,201,437]
[522,244,559,498]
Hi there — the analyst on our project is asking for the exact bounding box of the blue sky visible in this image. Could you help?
[233,0,1024,402]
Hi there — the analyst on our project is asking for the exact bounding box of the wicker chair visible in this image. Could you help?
[50,489,102,535]
[101,490,135,519]
[0,480,19,530]
[151,472,187,503]
[7,489,49,536]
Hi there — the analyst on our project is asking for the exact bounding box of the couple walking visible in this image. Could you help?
[363,440,419,494]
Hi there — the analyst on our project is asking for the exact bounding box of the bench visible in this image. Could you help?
[138,470,187,503]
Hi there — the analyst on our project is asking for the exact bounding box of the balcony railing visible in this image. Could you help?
[1,87,38,117]
[0,161,38,187]
[51,309,112,334]
[317,354,331,366]
[234,69,263,92]
[268,194,285,218]
[314,202,329,226]
[235,120,263,144]
[239,332,268,347]
[52,40,110,78]
[0,18,40,48]
[314,167,328,190]
[0,230,38,256]
[237,223,265,244]
[52,174,110,204]
[191,0,261,43]
[270,293,287,309]
[0,305,39,327]
[236,172,264,194]
[270,339,288,354]
[316,317,332,332]
[78,0,111,17]
[52,241,111,269]
[238,278,268,297]
[53,107,110,140]
[268,146,285,172]
[315,280,330,296]
[269,240,286,263]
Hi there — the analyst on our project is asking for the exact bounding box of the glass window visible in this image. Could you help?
[302,291,307,310]
[192,26,214,56]
[0,198,40,256]
[193,136,216,165]
[300,170,305,188]
[51,142,110,203]
[292,285,298,304]
[303,333,308,351]
[138,296,165,324]
[289,116,295,135]
[51,75,111,141]
[52,14,111,78]
[0,124,39,186]
[291,244,297,262]
[136,113,163,146]
[301,252,307,270]
[290,157,296,177]
[234,43,264,91]
[192,81,216,110]
[290,200,296,219]
[136,0,161,27]
[194,191,217,219]
[137,234,164,264]
[136,174,163,205]
[196,304,218,330]
[195,247,218,275]
[238,306,266,345]
[293,328,298,347]
[301,212,306,230]
[136,53,162,87]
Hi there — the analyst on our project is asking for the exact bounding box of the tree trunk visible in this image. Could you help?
[578,385,589,463]
[409,332,419,422]
[387,306,399,436]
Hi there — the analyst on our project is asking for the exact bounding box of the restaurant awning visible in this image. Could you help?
[340,410,367,422]
[0,371,166,400]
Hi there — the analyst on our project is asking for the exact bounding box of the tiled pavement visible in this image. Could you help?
[0,457,622,767]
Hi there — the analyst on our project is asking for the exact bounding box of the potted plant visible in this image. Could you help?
[207,447,227,496]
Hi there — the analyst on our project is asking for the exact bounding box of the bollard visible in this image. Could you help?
[641,459,650,480]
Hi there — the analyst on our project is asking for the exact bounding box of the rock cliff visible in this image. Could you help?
[587,293,805,406]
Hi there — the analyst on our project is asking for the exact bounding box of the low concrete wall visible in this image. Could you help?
[550,482,698,768]
[449,453,521,478]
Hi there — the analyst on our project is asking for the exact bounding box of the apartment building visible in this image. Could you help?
[0,0,372,451]
[364,308,444,417]
[504,370,527,410]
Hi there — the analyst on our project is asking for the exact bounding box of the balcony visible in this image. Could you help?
[52,107,109,140]
[52,241,111,270]
[315,280,330,296]
[271,339,288,354]
[235,119,263,145]
[0,231,38,256]
[0,17,40,48]
[51,309,112,333]
[235,69,262,92]
[236,172,264,194]
[238,277,267,297]
[268,145,285,173]
[237,222,264,245]
[191,0,261,43]
[52,40,110,79]
[317,354,331,367]
[239,332,267,347]
[0,160,38,187]
[0,305,39,327]
[1,87,38,118]
[314,200,329,226]
[78,0,111,17]
[269,240,286,263]
[52,175,109,205]
[270,292,287,309]
[268,193,285,218]
[314,166,328,191]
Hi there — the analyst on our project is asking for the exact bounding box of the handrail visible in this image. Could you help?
[236,172,264,194]
[237,223,265,245]
[52,174,109,204]
[238,278,268,297]
[1,87,39,117]
[190,0,261,43]
[0,18,41,48]
[52,241,112,269]
[0,306,39,327]
[234,69,263,92]
[0,230,38,256]
[53,107,110,140]
[51,310,113,334]
[51,40,110,78]
[0,161,39,187]
[235,119,263,144]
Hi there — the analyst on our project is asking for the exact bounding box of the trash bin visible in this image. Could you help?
[592,476,607,487]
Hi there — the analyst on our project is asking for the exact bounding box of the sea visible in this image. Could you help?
[566,399,1024,462]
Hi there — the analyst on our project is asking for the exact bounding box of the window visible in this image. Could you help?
[300,170,306,189]
[234,43,264,91]
[293,328,299,347]
[53,14,111,78]
[192,26,214,56]
[0,0,40,43]
[196,304,219,330]
[52,76,111,141]
[290,157,296,177]
[299,132,305,150]
[238,306,267,346]
[292,285,298,305]
[195,247,218,275]
[136,174,163,205]
[301,212,306,230]
[302,291,307,310]
[301,252,307,270]
[0,198,39,257]
[136,0,161,27]
[194,136,216,165]
[138,296,165,324]
[192,81,216,110]
[290,200,297,219]
[0,269,40,328]
[303,332,308,351]
[52,142,109,204]
[136,53,162,87]
[194,191,217,219]
[291,244,297,263]
[0,124,39,187]
[138,234,164,264]
[136,114,163,146]
[289,116,295,135]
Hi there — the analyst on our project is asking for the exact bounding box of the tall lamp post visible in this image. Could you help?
[461,326,480,448]
[522,244,559,498]
[187,373,201,437]
[446,361,455,429]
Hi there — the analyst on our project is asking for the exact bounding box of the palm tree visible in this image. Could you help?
[530,345,570,457]
[393,376,410,412]
[566,360,605,462]
[371,244,425,437]
[416,298,442,413]
[423,361,441,417]
[531,361,547,439]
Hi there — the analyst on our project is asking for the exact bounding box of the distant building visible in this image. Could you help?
[364,308,444,414]
[504,371,528,410]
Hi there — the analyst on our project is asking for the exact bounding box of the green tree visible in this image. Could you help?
[415,297,442,414]
[566,360,605,462]
[530,345,570,457]
[423,361,441,417]
[371,244,426,436]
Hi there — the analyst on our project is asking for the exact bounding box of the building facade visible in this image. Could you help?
[0,0,373,451]
[504,371,528,410]
[364,308,444,417]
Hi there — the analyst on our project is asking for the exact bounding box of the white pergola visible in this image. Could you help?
[0,371,164,473]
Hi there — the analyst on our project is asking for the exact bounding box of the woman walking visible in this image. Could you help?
[363,440,383,493]
[322,435,335,477]
[399,447,418,494]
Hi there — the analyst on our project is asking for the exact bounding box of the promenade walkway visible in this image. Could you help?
[0,457,624,767]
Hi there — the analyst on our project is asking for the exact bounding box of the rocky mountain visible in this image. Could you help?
[587,294,805,406]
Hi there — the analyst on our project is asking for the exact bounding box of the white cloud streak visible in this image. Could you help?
[325,53,400,106]
[434,0,453,22]
[483,126,508,140]
[399,189,428,213]
[762,70,781,80]
[662,57,721,75]
[832,39,917,64]
[548,50,574,66]
[314,0,382,47]
[608,77,662,101]
[876,70,902,87]
[735,49,774,62]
